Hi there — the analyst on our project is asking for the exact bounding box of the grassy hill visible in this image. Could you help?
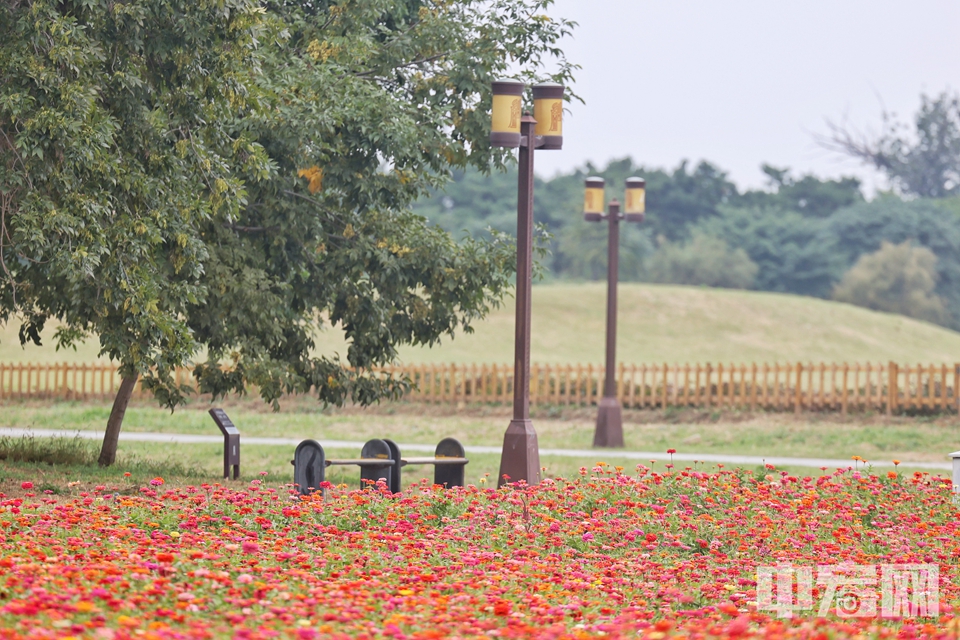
[0,326,107,364]
[3,283,960,365]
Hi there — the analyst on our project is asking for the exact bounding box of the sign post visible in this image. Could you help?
[209,408,240,480]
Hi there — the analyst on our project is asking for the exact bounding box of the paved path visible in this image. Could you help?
[1,427,953,471]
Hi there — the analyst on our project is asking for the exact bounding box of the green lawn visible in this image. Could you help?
[1,399,957,488]
[4,283,960,365]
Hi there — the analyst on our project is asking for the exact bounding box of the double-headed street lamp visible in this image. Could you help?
[489,80,564,487]
[583,176,646,447]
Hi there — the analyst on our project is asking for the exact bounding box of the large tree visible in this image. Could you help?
[822,91,960,198]
[1,0,268,464]
[0,0,576,464]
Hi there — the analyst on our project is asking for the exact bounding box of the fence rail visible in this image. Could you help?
[1,361,958,414]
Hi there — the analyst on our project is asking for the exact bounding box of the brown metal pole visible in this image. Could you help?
[594,200,624,447]
[498,114,541,486]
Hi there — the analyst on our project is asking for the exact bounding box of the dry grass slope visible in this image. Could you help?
[341,283,960,364]
[2,283,959,365]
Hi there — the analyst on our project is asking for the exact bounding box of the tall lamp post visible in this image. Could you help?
[489,80,564,486]
[583,176,646,447]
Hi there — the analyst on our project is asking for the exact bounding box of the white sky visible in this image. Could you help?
[536,0,960,193]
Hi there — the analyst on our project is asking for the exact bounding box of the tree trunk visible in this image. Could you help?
[98,373,139,467]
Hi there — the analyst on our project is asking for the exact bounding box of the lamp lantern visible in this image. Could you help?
[490,80,525,148]
[488,78,564,487]
[583,177,605,221]
[532,83,564,150]
[582,176,648,448]
[624,177,646,222]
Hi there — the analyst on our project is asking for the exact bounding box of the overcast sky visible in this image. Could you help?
[535,0,960,193]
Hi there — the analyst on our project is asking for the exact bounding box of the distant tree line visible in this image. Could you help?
[413,91,960,329]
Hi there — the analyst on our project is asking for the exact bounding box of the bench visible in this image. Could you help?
[292,438,394,495]
[291,437,468,495]
[381,437,468,492]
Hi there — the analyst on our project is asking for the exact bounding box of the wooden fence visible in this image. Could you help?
[384,361,960,415]
[1,361,958,414]
[0,362,191,402]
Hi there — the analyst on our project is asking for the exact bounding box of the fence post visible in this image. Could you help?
[618,362,625,407]
[761,362,769,409]
[673,364,680,406]
[661,363,669,409]
[738,363,746,409]
[955,364,960,413]
[704,363,712,408]
[841,363,849,416]
[794,363,802,415]
[585,363,593,405]
[829,363,837,411]
[940,364,948,412]
[502,363,510,406]
[875,362,881,411]
[717,363,724,407]
[887,362,898,416]
[772,363,779,409]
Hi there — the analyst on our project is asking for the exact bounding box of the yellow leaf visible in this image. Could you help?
[297,166,323,194]
[306,40,339,62]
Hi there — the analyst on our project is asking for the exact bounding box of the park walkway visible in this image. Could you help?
[0,427,952,471]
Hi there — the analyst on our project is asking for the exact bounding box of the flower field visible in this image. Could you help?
[1,465,959,639]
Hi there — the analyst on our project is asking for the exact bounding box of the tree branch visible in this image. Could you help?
[814,119,895,172]
[223,223,277,233]
[352,52,451,78]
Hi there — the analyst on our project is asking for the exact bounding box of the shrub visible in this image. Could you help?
[832,240,948,324]
[646,233,758,289]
